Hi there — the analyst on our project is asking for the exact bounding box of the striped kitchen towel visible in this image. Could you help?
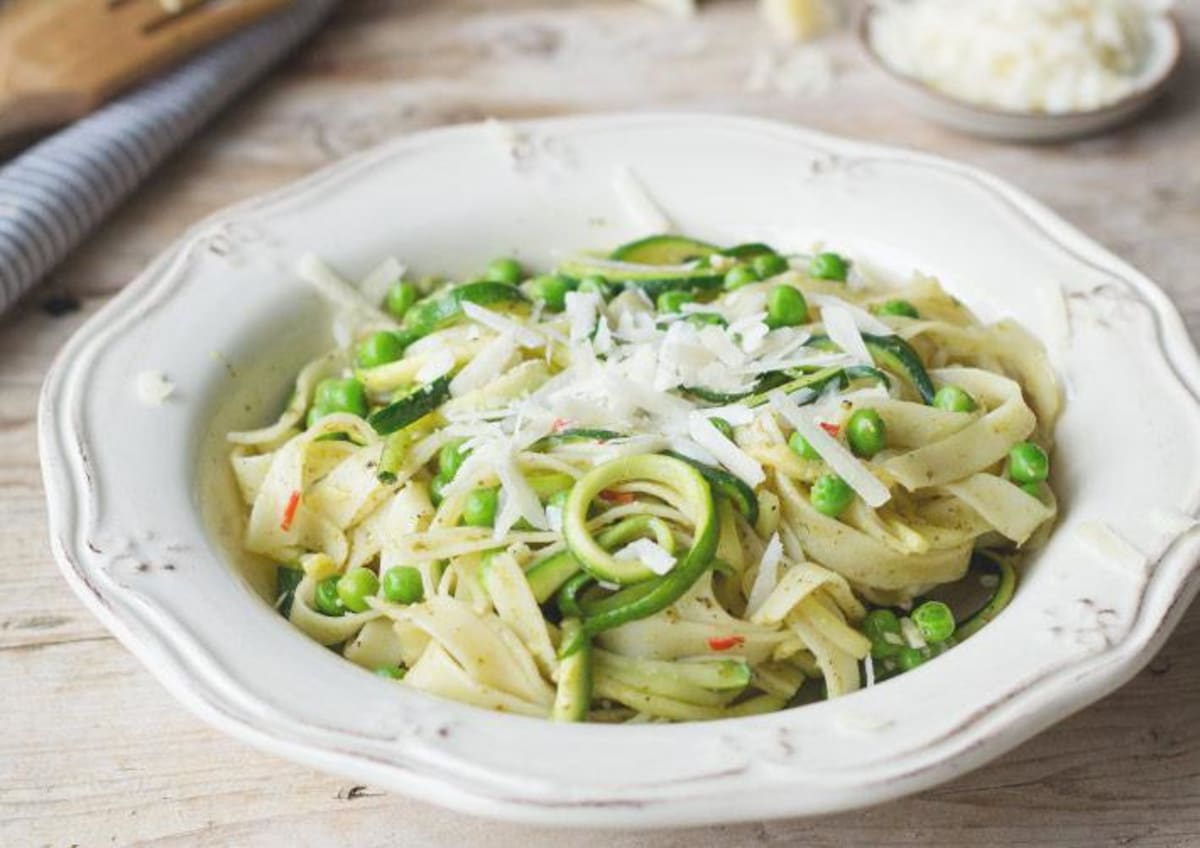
[0,0,339,316]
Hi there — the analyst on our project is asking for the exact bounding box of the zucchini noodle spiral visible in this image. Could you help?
[227,235,1059,722]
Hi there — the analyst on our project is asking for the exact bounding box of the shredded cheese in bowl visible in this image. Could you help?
[868,0,1171,115]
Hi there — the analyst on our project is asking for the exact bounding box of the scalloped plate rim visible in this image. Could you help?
[38,112,1200,827]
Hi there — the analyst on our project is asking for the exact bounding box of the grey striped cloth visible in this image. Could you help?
[0,0,338,315]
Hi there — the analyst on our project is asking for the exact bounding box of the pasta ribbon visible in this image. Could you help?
[228,242,1059,722]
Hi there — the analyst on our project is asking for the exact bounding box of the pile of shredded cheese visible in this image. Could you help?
[869,0,1168,114]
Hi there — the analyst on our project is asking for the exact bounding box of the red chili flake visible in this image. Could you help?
[551,418,569,433]
[599,489,636,505]
[819,422,841,437]
[280,490,301,532]
[707,635,746,652]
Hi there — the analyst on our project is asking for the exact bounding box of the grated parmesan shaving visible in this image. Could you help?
[450,332,518,397]
[820,302,874,366]
[592,318,614,354]
[416,348,456,384]
[612,165,672,234]
[688,412,765,487]
[614,538,677,576]
[565,290,604,344]
[358,257,406,306]
[665,436,720,468]
[297,253,394,328]
[461,302,544,348]
[745,533,784,617]
[899,616,927,650]
[811,294,895,336]
[1074,520,1150,577]
[494,453,549,538]
[405,324,481,358]
[700,404,756,426]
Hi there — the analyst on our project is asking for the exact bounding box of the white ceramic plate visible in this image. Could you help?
[857,6,1183,143]
[40,114,1200,827]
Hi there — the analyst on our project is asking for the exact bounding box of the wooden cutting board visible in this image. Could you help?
[0,0,294,139]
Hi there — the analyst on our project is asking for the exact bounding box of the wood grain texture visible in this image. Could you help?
[3,1,1199,845]
[0,0,294,137]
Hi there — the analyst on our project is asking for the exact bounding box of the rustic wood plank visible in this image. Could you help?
[2,0,1198,844]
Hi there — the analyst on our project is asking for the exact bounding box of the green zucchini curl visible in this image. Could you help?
[559,454,719,658]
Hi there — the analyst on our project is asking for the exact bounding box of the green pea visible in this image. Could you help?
[383,566,425,604]
[657,289,694,313]
[809,251,849,282]
[430,471,451,506]
[863,609,902,659]
[462,486,500,527]
[526,274,573,311]
[385,280,418,319]
[846,408,886,458]
[337,568,380,613]
[723,265,760,291]
[810,474,854,517]
[485,257,523,285]
[788,431,821,460]
[1021,481,1045,501]
[1008,441,1049,484]
[374,665,406,679]
[752,253,790,279]
[710,417,735,441]
[438,438,469,479]
[314,576,345,617]
[314,377,368,418]
[766,285,808,329]
[356,330,405,369]
[911,600,955,643]
[876,299,920,319]
[685,312,726,328]
[577,275,614,299]
[896,646,926,672]
[933,385,977,413]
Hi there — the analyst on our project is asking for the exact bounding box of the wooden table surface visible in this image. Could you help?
[4,2,1199,845]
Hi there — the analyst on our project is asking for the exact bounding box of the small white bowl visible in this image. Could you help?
[40,114,1200,827]
[858,5,1184,143]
